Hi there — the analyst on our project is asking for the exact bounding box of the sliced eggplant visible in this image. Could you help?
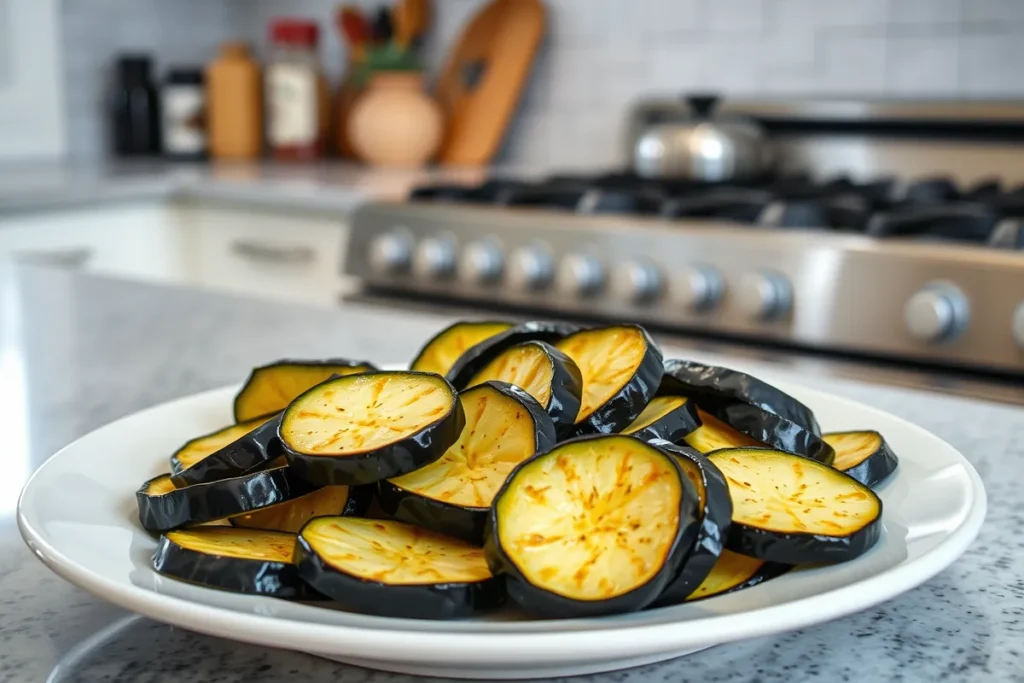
[281,371,465,486]
[233,359,377,423]
[231,484,374,533]
[554,325,664,435]
[661,359,821,435]
[823,430,900,488]
[709,448,883,565]
[170,415,274,475]
[662,360,833,465]
[152,527,317,599]
[137,464,317,533]
[410,320,515,376]
[485,435,699,618]
[171,414,284,487]
[445,320,579,389]
[295,517,504,619]
[464,341,582,435]
[379,381,557,544]
[622,396,701,444]
[683,408,765,453]
[648,441,732,606]
[684,550,790,602]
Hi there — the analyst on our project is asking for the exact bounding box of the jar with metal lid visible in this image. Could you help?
[266,18,326,161]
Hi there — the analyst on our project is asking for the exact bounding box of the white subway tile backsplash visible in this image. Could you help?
[58,0,1024,166]
[885,33,960,94]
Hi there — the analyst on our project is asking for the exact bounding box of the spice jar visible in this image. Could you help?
[266,19,325,161]
[161,68,207,161]
[207,42,263,161]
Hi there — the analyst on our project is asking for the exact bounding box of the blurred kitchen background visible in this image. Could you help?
[3,0,1024,402]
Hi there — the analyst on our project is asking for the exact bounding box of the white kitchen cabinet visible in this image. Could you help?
[178,204,350,306]
[0,202,189,280]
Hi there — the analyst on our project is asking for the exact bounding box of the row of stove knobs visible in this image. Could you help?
[369,232,1024,346]
[370,231,792,320]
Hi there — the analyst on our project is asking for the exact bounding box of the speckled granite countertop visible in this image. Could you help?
[0,265,1020,682]
[0,161,505,216]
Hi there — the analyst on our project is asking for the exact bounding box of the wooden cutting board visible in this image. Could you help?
[435,0,546,166]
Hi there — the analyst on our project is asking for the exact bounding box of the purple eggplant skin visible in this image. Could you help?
[648,441,733,607]
[626,399,702,445]
[378,382,557,545]
[233,358,378,423]
[827,430,900,488]
[572,325,665,436]
[445,321,580,390]
[685,561,792,603]
[714,404,835,465]
[137,465,317,534]
[293,531,505,619]
[661,359,821,435]
[171,414,284,486]
[151,531,320,599]
[517,341,584,437]
[726,504,883,566]
[281,372,466,487]
[483,435,700,618]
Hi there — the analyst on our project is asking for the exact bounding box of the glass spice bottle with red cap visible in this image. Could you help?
[266,18,327,161]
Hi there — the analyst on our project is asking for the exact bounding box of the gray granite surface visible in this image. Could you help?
[0,265,1021,682]
[0,162,500,216]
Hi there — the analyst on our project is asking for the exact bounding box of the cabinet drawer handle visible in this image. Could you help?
[14,247,94,269]
[230,240,316,265]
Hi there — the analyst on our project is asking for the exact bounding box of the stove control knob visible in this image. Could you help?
[368,229,413,275]
[1014,303,1024,349]
[611,259,662,303]
[459,240,504,285]
[738,271,792,321]
[675,265,724,312]
[904,283,970,343]
[412,235,456,280]
[556,252,605,297]
[508,245,554,292]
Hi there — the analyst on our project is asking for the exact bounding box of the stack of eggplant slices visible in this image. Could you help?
[138,321,898,620]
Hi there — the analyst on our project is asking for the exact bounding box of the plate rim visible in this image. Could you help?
[17,381,988,665]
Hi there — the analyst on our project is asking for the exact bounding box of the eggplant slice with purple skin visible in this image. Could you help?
[709,448,882,565]
[378,381,557,544]
[171,414,285,487]
[683,408,766,453]
[410,320,515,376]
[280,371,465,487]
[554,325,664,435]
[621,396,701,444]
[683,549,791,602]
[152,527,319,599]
[648,440,732,606]
[484,435,699,618]
[295,517,505,619]
[233,359,378,423]
[445,320,580,390]
[230,483,374,533]
[170,415,276,476]
[661,360,834,465]
[823,430,900,488]
[137,463,317,534]
[660,359,821,435]
[464,341,583,436]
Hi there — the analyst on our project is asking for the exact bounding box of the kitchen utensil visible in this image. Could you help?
[632,95,772,182]
[335,5,372,158]
[372,5,394,44]
[18,362,985,678]
[348,72,443,167]
[337,5,370,61]
[434,0,546,166]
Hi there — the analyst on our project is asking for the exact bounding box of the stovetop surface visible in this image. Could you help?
[411,172,1024,249]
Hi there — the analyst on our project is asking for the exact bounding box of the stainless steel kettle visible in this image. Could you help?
[632,95,772,182]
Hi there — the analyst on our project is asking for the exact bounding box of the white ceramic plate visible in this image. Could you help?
[18,376,986,679]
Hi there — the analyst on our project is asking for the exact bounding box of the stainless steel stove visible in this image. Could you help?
[343,99,1024,378]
